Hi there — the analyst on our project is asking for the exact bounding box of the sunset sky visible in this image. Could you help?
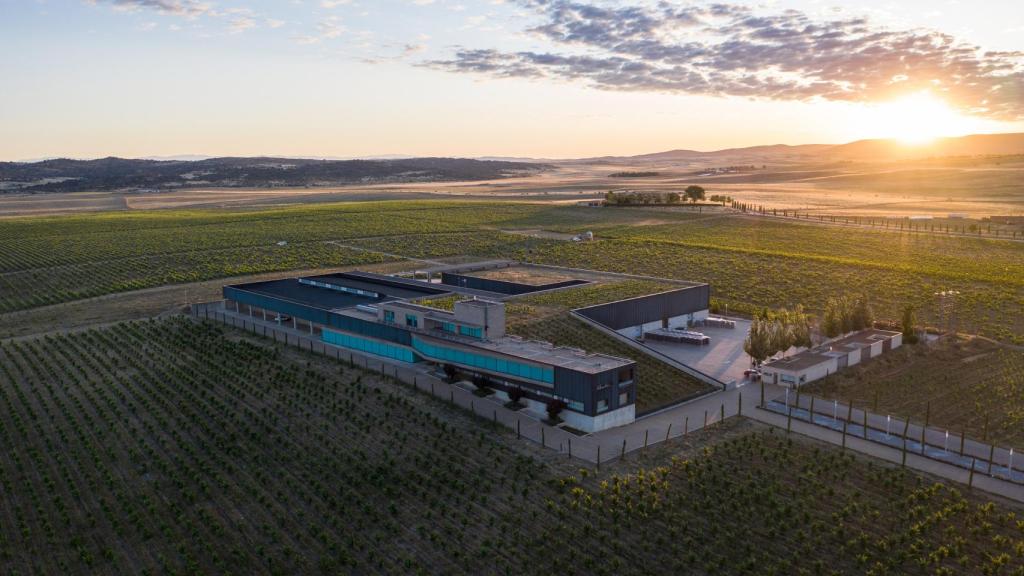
[2,0,1023,160]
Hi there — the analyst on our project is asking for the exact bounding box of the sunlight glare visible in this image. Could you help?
[857,91,976,145]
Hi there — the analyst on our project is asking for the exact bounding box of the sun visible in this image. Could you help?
[856,91,978,146]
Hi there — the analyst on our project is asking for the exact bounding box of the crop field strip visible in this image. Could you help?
[806,337,1024,449]
[0,201,554,313]
[3,201,1023,344]
[1,320,1022,575]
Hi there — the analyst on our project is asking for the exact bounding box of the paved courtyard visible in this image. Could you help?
[638,318,752,386]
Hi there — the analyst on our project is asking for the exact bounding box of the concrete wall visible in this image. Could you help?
[561,404,636,433]
[453,300,506,339]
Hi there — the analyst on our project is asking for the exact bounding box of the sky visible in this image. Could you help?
[1,0,1022,160]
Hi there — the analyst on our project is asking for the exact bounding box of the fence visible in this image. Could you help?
[190,302,622,463]
[761,390,1023,486]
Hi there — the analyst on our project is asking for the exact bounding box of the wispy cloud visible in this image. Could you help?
[93,0,213,18]
[426,0,1024,120]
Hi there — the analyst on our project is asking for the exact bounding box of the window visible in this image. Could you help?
[410,337,554,384]
[322,330,415,363]
[459,325,483,339]
[441,322,456,333]
[383,310,395,324]
[406,314,418,328]
[618,367,633,383]
[597,399,609,413]
[619,392,629,406]
[566,400,584,412]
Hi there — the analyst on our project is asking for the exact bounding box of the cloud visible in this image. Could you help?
[94,0,212,18]
[426,0,1024,120]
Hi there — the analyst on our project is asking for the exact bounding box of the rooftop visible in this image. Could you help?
[763,350,836,372]
[476,336,633,374]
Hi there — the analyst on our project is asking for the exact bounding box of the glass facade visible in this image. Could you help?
[405,314,418,328]
[458,326,483,339]
[323,330,416,363]
[411,337,554,384]
[384,310,395,324]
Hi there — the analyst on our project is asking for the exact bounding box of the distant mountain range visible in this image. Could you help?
[0,157,549,194]
[578,133,1024,165]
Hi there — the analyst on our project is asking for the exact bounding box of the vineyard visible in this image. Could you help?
[523,235,1024,344]
[806,337,1024,448]
[3,200,1022,345]
[1,319,1022,575]
[0,201,549,314]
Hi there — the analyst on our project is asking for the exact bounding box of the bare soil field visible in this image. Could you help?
[4,158,1021,219]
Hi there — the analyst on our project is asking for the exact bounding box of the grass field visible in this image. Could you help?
[805,337,1024,449]
[1,318,1022,575]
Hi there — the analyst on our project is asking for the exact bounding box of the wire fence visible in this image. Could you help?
[762,390,1023,486]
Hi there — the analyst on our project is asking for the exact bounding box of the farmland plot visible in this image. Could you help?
[806,337,1024,448]
[0,319,1021,575]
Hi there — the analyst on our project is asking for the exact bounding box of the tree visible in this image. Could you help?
[472,374,493,395]
[442,363,458,383]
[743,317,773,365]
[546,399,567,422]
[822,303,841,339]
[507,386,525,406]
[787,305,812,349]
[902,305,919,344]
[851,295,874,331]
[684,185,706,203]
[666,191,681,204]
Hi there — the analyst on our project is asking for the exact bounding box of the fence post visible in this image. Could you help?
[960,428,966,455]
[787,407,793,433]
[643,429,649,452]
[568,438,572,459]
[621,438,626,459]
[541,427,546,448]
[969,458,976,489]
[809,396,815,423]
[846,400,853,423]
[516,419,521,439]
[596,445,601,471]
[720,403,725,424]
[738,392,742,417]
[665,423,672,443]
[760,380,765,407]
[841,420,847,451]
[684,416,689,436]
[704,410,708,428]
[988,444,996,475]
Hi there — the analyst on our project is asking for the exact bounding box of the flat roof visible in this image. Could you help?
[345,270,510,300]
[229,278,396,310]
[475,337,633,374]
[302,272,449,300]
[763,329,902,373]
[335,307,632,373]
[763,351,835,372]
[830,329,901,349]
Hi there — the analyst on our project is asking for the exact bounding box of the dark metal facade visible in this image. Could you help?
[575,285,710,330]
[440,272,588,296]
